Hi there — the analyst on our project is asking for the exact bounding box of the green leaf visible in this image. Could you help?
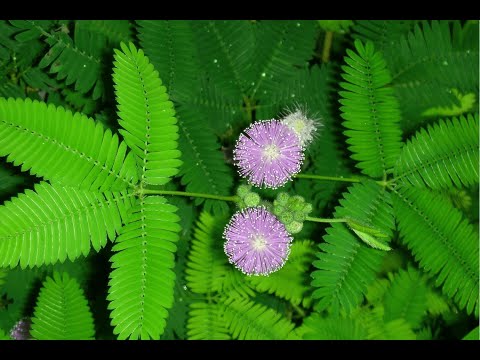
[191,20,255,98]
[249,20,317,98]
[346,218,391,251]
[33,21,105,98]
[392,186,479,316]
[76,20,133,46]
[0,182,134,268]
[387,20,479,132]
[137,20,200,96]
[300,313,367,340]
[463,326,479,340]
[0,328,10,340]
[187,302,230,340]
[311,180,394,314]
[393,114,479,189]
[352,20,417,53]
[31,272,95,340]
[108,196,181,340]
[366,312,416,340]
[383,267,428,328]
[339,39,403,178]
[220,297,298,340]
[0,98,138,191]
[248,240,315,307]
[113,41,182,186]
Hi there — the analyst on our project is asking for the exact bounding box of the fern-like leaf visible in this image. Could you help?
[311,180,394,314]
[0,182,133,268]
[300,313,367,340]
[191,20,254,98]
[248,240,315,307]
[113,42,182,186]
[366,313,416,340]
[137,20,200,97]
[0,98,138,191]
[352,20,417,53]
[187,302,230,340]
[392,186,479,316]
[30,272,95,340]
[0,329,10,340]
[463,326,479,340]
[11,20,106,99]
[108,196,181,340]
[383,267,428,328]
[393,114,479,189]
[387,20,479,131]
[220,297,298,340]
[76,20,133,47]
[249,20,317,98]
[339,40,403,178]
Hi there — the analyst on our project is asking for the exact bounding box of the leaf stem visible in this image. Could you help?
[295,173,361,183]
[305,216,348,223]
[140,189,240,203]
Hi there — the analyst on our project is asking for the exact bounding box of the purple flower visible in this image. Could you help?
[233,119,304,189]
[223,206,293,276]
[10,317,32,340]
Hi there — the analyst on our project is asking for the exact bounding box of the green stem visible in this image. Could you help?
[306,216,348,223]
[291,302,306,318]
[295,173,361,183]
[322,31,334,63]
[140,189,240,203]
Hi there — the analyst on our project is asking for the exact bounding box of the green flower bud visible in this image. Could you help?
[291,199,305,211]
[276,192,290,205]
[273,205,285,216]
[237,184,252,198]
[293,211,306,222]
[285,221,303,234]
[244,192,261,207]
[302,203,313,215]
[278,211,294,225]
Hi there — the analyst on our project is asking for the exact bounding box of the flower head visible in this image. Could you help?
[10,317,32,340]
[223,206,293,276]
[280,108,319,148]
[233,119,304,189]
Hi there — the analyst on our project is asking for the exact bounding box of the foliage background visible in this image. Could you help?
[0,19,478,340]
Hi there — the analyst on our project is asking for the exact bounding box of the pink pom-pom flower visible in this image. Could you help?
[223,206,293,276]
[233,119,304,189]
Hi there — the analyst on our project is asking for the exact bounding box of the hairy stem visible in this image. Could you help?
[140,189,240,203]
[295,173,361,183]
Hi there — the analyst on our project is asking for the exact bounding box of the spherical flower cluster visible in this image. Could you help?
[10,317,32,340]
[280,109,319,148]
[233,119,304,189]
[223,206,293,276]
[233,108,319,189]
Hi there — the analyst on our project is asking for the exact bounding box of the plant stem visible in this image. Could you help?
[322,31,334,63]
[295,173,361,183]
[291,303,306,318]
[305,216,348,223]
[140,189,240,203]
